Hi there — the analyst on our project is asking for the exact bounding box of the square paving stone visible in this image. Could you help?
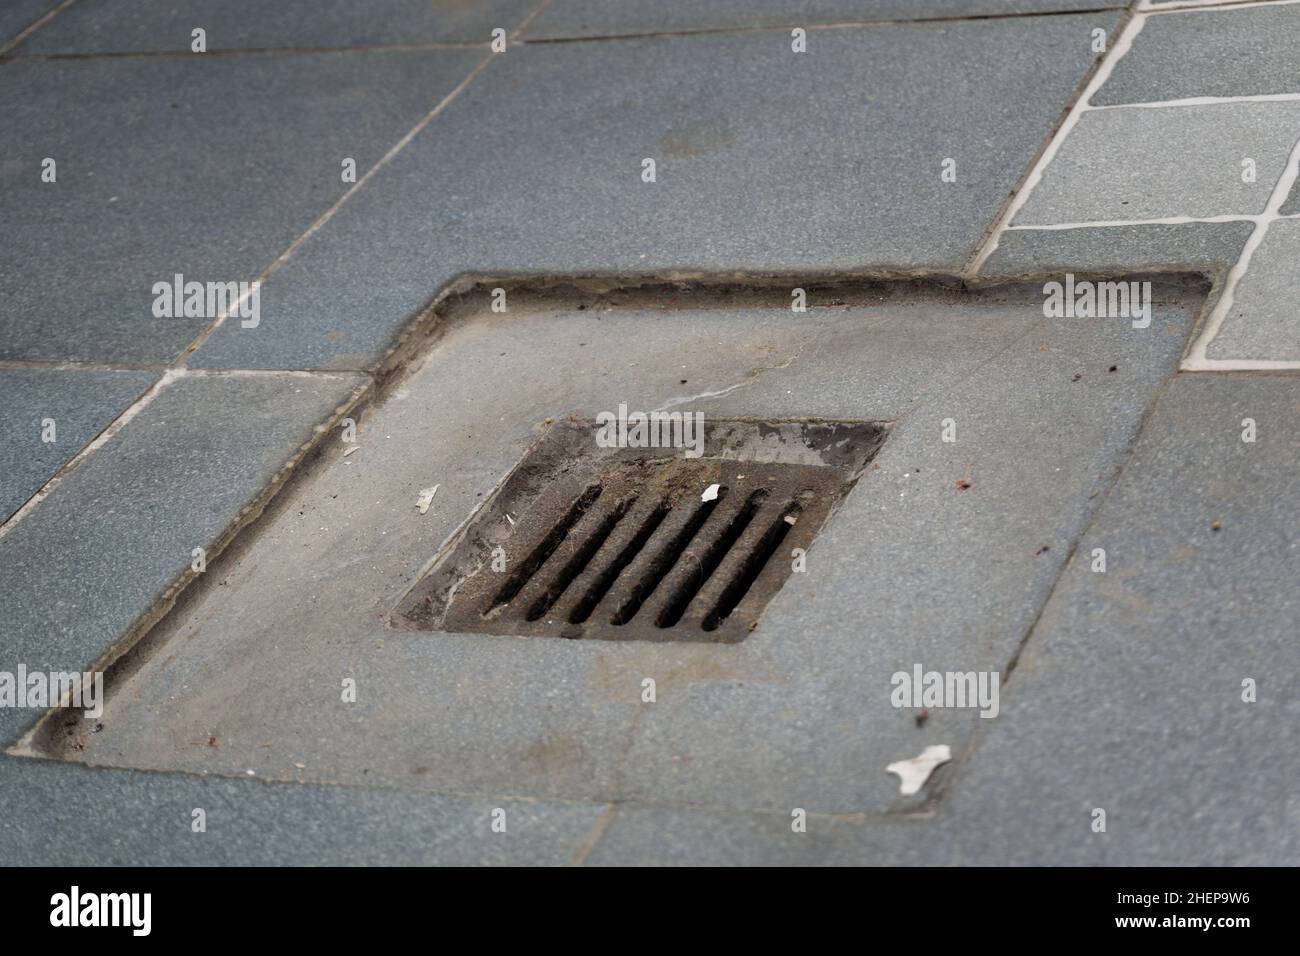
[0,368,156,523]
[982,221,1254,276]
[1206,218,1300,360]
[1093,3,1300,106]
[0,370,365,745]
[1013,102,1300,224]
[11,0,539,54]
[0,48,482,363]
[191,13,1117,370]
[0,754,603,866]
[932,373,1300,865]
[524,0,1120,39]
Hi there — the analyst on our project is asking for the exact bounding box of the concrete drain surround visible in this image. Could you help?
[38,278,1208,813]
[396,419,885,643]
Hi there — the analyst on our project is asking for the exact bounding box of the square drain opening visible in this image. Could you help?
[394,418,886,642]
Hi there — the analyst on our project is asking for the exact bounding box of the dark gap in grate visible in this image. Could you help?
[702,500,803,632]
[656,489,768,629]
[568,498,672,624]
[488,483,602,613]
[525,495,637,621]
[610,487,729,626]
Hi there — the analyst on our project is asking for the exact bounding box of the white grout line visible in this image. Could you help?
[1007,214,1262,230]
[1140,0,1300,13]
[1180,128,1300,369]
[966,12,1148,273]
[1091,92,1300,109]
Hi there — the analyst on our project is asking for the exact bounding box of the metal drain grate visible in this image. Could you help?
[394,419,886,642]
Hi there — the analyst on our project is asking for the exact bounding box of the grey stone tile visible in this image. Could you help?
[525,0,1120,40]
[1093,3,1300,106]
[0,0,60,49]
[1014,103,1300,224]
[1207,218,1300,360]
[191,13,1117,370]
[0,755,602,865]
[1279,177,1300,215]
[933,374,1300,866]
[0,49,482,363]
[13,0,539,54]
[0,370,364,744]
[0,369,156,523]
[982,221,1253,277]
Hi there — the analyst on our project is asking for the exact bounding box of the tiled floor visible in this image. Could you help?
[1,0,1296,865]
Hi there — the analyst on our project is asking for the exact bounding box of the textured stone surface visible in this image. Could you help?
[0,49,481,363]
[0,754,602,866]
[0,369,156,523]
[1093,3,1300,106]
[0,0,59,49]
[1207,219,1300,360]
[12,0,539,53]
[191,14,1116,369]
[932,373,1300,866]
[0,371,364,744]
[525,0,1121,39]
[1014,102,1300,224]
[982,221,1253,277]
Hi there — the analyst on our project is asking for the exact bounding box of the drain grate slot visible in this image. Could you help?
[488,483,602,613]
[611,488,726,626]
[394,418,887,642]
[568,499,671,624]
[525,495,636,621]
[702,501,802,632]
[655,490,767,629]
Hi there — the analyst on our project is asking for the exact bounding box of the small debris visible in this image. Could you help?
[207,735,218,749]
[1035,544,1050,555]
[245,769,256,777]
[701,483,720,502]
[886,744,952,796]
[956,479,972,491]
[343,445,360,457]
[783,514,798,525]
[416,485,439,514]
[1211,520,1222,532]
[1071,372,1082,382]
[293,762,306,770]
[914,708,929,728]
[1108,365,1118,373]
[505,513,516,526]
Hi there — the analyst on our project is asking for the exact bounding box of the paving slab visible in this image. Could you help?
[0,48,482,363]
[0,370,365,744]
[1013,102,1300,224]
[1280,177,1300,215]
[930,373,1300,866]
[982,221,1253,276]
[524,0,1121,40]
[1093,3,1300,106]
[12,0,538,54]
[1207,218,1300,360]
[0,0,59,49]
[0,755,602,866]
[191,13,1117,370]
[69,280,1203,819]
[0,368,156,523]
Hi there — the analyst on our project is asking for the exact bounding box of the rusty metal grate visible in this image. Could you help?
[394,418,886,643]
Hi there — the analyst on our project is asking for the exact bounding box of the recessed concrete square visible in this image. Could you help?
[1013,102,1300,224]
[0,49,481,363]
[0,368,156,523]
[190,14,1117,370]
[11,0,538,53]
[1093,3,1300,106]
[524,0,1121,39]
[1207,218,1300,360]
[0,370,365,744]
[49,278,1203,818]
